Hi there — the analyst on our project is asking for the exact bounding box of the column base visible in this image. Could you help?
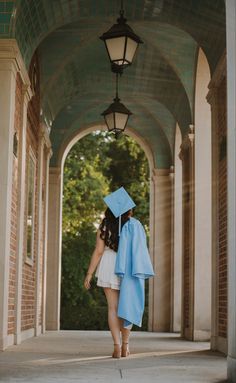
[228,356,236,383]
[15,327,41,346]
[35,325,42,336]
[14,332,21,345]
[152,324,170,332]
[21,327,34,342]
[211,335,227,354]
[182,327,193,340]
[46,321,60,331]
[193,330,211,341]
[0,334,14,350]
[183,328,211,341]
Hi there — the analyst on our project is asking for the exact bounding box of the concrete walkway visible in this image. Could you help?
[0,331,227,383]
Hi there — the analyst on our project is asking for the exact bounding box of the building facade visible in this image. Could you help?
[0,0,236,381]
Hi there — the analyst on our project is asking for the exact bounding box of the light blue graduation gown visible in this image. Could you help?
[115,217,155,328]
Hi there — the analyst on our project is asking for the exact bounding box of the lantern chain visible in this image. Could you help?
[115,72,119,100]
[120,0,124,16]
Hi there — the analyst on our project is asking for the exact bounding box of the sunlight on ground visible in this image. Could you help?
[20,347,210,366]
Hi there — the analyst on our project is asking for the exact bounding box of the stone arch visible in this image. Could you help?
[59,124,155,172]
[49,100,173,169]
[46,124,157,330]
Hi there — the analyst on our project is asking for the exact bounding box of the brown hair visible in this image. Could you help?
[99,208,131,251]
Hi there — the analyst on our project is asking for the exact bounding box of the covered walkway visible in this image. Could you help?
[2,0,236,381]
[0,332,226,382]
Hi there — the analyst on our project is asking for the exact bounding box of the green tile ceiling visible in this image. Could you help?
[0,0,226,168]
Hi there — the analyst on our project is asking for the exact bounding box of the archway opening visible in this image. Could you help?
[60,129,151,331]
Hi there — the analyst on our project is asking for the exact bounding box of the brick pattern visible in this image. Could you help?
[217,77,227,338]
[21,117,38,331]
[39,153,47,326]
[7,52,48,336]
[8,73,23,335]
[182,147,191,331]
[21,53,41,332]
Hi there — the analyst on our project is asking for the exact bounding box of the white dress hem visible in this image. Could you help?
[95,247,120,290]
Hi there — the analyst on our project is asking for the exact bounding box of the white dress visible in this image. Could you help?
[95,246,121,290]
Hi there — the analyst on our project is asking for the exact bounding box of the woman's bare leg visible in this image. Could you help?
[121,326,131,343]
[120,323,131,356]
[103,288,121,355]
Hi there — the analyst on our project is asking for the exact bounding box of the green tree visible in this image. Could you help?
[60,131,150,330]
[62,133,110,234]
[104,135,150,232]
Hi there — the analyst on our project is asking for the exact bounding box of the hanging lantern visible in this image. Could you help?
[100,1,143,74]
[102,74,132,137]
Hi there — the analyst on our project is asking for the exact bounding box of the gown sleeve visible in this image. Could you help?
[115,218,155,328]
[131,220,155,279]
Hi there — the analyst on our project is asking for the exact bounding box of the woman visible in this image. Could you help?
[84,207,132,359]
[84,187,154,358]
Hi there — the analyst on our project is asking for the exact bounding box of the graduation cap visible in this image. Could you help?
[103,187,136,235]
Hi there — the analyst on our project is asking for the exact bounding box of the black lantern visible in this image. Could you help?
[100,0,143,74]
[102,74,132,137]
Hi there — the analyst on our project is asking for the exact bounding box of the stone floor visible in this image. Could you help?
[0,331,227,383]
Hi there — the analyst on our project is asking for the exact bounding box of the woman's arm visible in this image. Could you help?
[84,230,105,290]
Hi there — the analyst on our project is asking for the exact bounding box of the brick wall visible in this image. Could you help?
[217,77,227,339]
[182,146,191,334]
[7,51,48,337]
[8,73,23,335]
[39,153,47,326]
[21,53,41,332]
[21,130,37,331]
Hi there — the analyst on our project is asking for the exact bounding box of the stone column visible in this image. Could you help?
[35,131,45,336]
[226,1,236,381]
[0,54,18,350]
[194,48,212,342]
[170,165,175,331]
[35,124,52,336]
[42,145,52,334]
[180,126,195,340]
[172,124,183,333]
[148,174,155,331]
[46,167,63,330]
[207,82,220,351]
[207,55,227,353]
[207,83,218,350]
[150,168,172,332]
[14,84,32,345]
[181,122,212,341]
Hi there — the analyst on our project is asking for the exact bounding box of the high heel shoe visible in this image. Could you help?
[121,342,130,357]
[112,343,121,358]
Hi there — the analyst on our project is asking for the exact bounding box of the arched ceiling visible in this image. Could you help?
[0,0,226,168]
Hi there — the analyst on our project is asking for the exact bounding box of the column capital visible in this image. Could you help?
[209,51,226,89]
[179,125,194,160]
[188,124,195,145]
[22,83,33,105]
[169,165,175,179]
[46,147,53,159]
[207,52,226,105]
[0,39,30,90]
[49,167,62,183]
[152,168,171,182]
[206,85,218,106]
[39,122,52,152]
[0,58,18,77]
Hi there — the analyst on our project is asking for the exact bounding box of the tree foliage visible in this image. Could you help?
[60,131,150,330]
